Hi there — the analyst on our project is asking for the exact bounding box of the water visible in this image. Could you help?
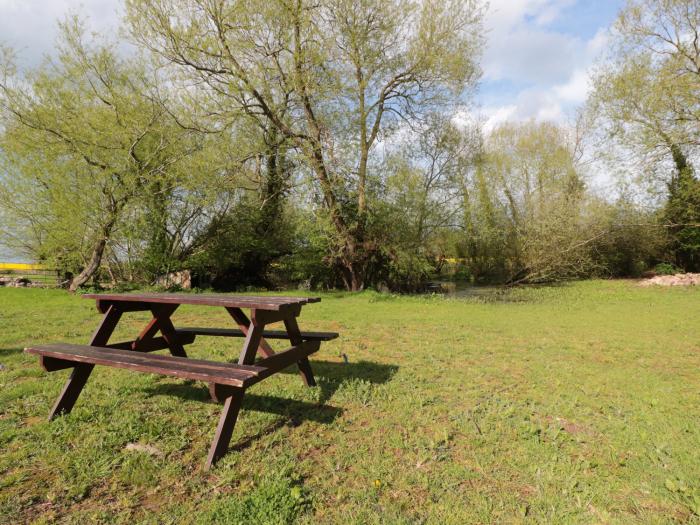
[428,281,504,298]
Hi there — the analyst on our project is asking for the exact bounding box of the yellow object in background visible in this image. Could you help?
[0,262,45,271]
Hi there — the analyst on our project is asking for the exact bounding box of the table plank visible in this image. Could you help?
[174,327,339,341]
[26,343,266,387]
[83,293,321,311]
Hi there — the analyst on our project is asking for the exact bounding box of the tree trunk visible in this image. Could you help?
[68,218,116,292]
[68,237,108,292]
[340,257,365,292]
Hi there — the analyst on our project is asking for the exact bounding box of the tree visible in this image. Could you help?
[379,114,478,289]
[0,18,209,290]
[126,0,484,290]
[589,0,700,270]
[464,121,592,283]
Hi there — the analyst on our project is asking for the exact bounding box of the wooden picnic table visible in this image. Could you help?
[25,293,338,469]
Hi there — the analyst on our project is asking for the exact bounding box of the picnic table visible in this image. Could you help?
[25,293,338,469]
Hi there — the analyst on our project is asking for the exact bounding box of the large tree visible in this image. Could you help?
[126,0,483,290]
[589,0,700,270]
[0,18,210,290]
[465,121,591,283]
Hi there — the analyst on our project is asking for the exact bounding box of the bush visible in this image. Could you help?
[654,263,681,275]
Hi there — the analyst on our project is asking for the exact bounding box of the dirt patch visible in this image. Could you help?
[124,443,164,457]
[543,415,592,436]
[639,273,700,287]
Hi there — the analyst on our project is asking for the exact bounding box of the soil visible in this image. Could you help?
[638,273,700,286]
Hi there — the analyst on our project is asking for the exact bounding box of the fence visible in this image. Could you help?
[0,262,61,287]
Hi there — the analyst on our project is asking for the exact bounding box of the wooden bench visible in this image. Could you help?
[25,293,338,469]
[26,339,321,468]
[174,327,339,342]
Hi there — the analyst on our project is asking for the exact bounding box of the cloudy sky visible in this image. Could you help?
[479,0,624,129]
[0,0,623,128]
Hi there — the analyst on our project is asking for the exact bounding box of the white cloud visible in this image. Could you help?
[479,1,613,127]
[480,105,517,133]
[0,0,123,67]
[553,68,590,103]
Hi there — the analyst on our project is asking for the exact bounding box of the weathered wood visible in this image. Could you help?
[226,307,275,358]
[238,323,264,365]
[134,308,170,344]
[106,333,196,352]
[47,304,121,420]
[176,326,339,341]
[31,292,335,468]
[150,305,188,357]
[208,383,238,403]
[256,340,321,374]
[206,389,245,470]
[84,293,320,311]
[284,316,317,387]
[251,306,302,325]
[96,300,152,314]
[40,355,77,372]
[26,344,264,388]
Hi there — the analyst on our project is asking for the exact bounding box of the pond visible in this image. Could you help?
[427,281,505,298]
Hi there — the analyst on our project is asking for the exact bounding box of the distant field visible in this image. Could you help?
[0,263,45,271]
[1,281,699,523]
[0,263,58,287]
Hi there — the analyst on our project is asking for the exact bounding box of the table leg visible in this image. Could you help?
[238,323,264,365]
[226,307,275,358]
[48,304,121,420]
[205,389,245,470]
[149,305,188,357]
[284,316,316,387]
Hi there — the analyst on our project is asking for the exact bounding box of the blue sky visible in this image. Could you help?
[0,0,624,129]
[475,0,625,129]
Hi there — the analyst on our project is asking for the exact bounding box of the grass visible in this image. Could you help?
[1,280,700,524]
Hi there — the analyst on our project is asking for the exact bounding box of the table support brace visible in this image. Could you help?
[47,304,121,420]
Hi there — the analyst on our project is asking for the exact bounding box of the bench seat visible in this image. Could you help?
[25,340,321,389]
[175,327,339,341]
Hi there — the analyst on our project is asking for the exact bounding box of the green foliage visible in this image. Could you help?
[654,263,680,276]
[587,196,666,278]
[200,472,309,525]
[187,197,296,290]
[1,1,693,294]
[458,121,595,284]
[589,0,700,274]
[665,160,700,271]
[0,18,214,290]
[126,0,485,290]
[276,210,338,289]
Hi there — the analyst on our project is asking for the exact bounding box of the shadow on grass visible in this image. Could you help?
[0,347,23,358]
[141,360,397,448]
[279,360,399,403]
[144,381,343,422]
[143,382,344,451]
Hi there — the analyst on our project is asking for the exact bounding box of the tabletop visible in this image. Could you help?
[82,292,321,311]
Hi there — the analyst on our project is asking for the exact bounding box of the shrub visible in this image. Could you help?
[654,263,681,276]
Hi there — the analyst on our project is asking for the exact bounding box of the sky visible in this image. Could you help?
[477,0,624,129]
[0,0,624,128]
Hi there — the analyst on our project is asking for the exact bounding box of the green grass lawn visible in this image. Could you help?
[1,281,700,524]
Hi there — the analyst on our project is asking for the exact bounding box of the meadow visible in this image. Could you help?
[1,281,699,524]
